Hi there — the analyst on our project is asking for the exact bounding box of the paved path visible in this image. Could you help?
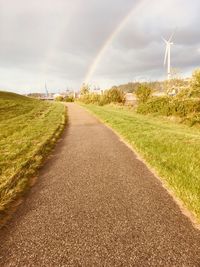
[0,103,200,266]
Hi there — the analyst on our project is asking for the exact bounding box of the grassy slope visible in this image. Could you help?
[81,103,200,221]
[0,91,66,212]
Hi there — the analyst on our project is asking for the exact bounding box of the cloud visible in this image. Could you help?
[0,0,199,93]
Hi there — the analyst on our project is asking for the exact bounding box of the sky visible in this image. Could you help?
[0,0,199,94]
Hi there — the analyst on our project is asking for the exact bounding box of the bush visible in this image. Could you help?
[64,96,74,102]
[135,84,153,103]
[79,93,100,104]
[55,96,64,101]
[137,96,172,116]
[176,88,191,99]
[98,95,110,106]
[137,96,200,125]
[185,113,200,126]
[104,87,125,104]
[190,69,200,97]
[90,93,101,104]
[79,88,125,106]
[171,98,200,117]
[80,83,90,95]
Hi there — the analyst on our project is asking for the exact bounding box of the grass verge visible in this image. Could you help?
[80,103,200,223]
[0,92,67,220]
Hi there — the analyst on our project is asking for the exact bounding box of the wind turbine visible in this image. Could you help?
[162,32,175,80]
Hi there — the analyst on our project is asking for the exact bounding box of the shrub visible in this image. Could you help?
[79,93,100,104]
[176,88,191,99]
[137,96,200,125]
[171,98,200,117]
[188,69,200,98]
[80,83,90,96]
[79,94,90,104]
[185,113,200,126]
[104,87,125,104]
[90,93,101,104]
[79,88,125,106]
[135,84,153,103]
[64,96,74,102]
[137,96,172,116]
[55,96,64,101]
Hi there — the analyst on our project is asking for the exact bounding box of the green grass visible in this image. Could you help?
[80,103,200,222]
[0,91,66,213]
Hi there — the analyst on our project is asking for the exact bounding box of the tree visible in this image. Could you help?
[55,95,64,101]
[163,68,186,95]
[190,69,200,97]
[104,87,125,104]
[135,84,153,103]
[64,95,74,102]
[80,83,90,95]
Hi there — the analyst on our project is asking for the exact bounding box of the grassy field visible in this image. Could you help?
[0,91,66,214]
[80,103,200,222]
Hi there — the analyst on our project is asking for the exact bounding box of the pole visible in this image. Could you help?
[168,45,171,80]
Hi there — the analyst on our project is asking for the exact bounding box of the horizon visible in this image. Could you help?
[1,74,192,96]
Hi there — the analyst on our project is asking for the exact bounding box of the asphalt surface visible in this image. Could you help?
[0,103,200,266]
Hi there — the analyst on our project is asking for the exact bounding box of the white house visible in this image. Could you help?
[125,93,137,105]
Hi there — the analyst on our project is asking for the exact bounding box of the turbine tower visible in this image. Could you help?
[163,32,175,80]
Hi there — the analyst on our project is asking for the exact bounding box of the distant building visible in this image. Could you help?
[125,93,137,105]
[53,93,62,99]
[92,88,103,95]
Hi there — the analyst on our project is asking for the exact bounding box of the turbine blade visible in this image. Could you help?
[161,36,168,44]
[168,33,174,42]
[168,28,177,42]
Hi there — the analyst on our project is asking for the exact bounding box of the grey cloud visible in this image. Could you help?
[0,0,199,93]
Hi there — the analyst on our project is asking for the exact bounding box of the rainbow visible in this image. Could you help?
[83,0,148,85]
